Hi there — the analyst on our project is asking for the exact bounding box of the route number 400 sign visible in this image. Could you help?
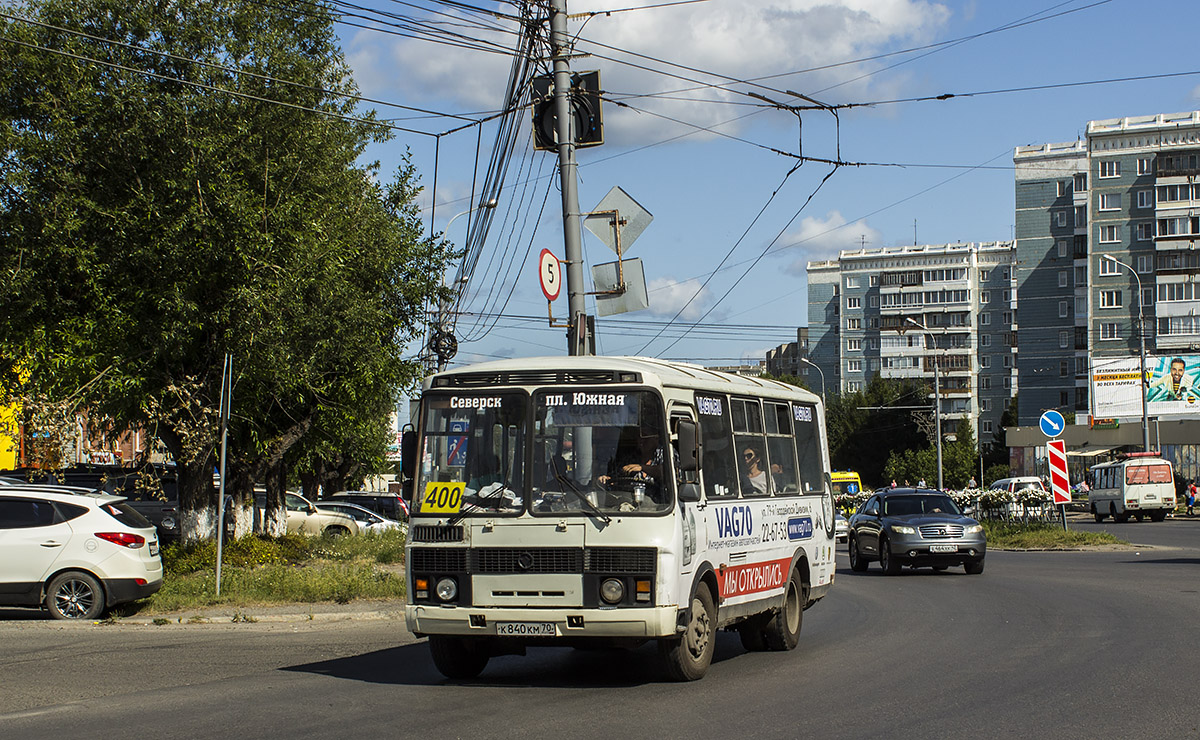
[422,482,465,514]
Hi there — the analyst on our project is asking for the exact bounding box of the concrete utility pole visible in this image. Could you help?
[549,0,590,355]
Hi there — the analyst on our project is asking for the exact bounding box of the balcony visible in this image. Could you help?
[879,270,924,288]
[1156,150,1200,178]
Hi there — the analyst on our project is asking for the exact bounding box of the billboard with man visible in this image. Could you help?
[1093,354,1200,418]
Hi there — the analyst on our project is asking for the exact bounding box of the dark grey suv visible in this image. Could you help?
[848,488,986,575]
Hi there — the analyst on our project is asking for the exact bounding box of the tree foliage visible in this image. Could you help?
[0,0,449,541]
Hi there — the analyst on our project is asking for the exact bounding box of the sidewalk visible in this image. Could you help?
[118,598,409,626]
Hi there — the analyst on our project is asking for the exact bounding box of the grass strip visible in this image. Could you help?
[983,521,1125,549]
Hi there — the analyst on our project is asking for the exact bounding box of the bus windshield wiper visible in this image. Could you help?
[448,480,515,526]
[554,475,611,524]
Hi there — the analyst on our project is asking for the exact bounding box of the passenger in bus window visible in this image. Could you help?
[740,446,770,494]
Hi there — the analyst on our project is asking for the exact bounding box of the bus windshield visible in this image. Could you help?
[417,392,527,517]
[531,389,671,515]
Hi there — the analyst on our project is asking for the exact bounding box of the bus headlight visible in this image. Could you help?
[600,578,625,604]
[435,577,458,602]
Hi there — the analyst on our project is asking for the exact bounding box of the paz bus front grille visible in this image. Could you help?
[409,546,656,575]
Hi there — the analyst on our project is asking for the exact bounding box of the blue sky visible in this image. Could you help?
[337,0,1200,370]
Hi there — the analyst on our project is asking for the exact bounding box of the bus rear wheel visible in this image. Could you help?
[1092,505,1105,522]
[737,614,769,652]
[763,569,804,651]
[428,636,489,679]
[1150,510,1168,522]
[661,583,715,681]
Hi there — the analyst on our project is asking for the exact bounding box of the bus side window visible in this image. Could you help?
[695,393,738,499]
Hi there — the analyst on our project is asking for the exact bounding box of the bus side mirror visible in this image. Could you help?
[678,482,701,503]
[675,420,700,473]
[400,429,418,505]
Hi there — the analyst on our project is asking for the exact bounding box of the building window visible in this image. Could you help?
[869,275,879,286]
[1060,391,1070,405]
[1003,355,1012,369]
[1099,225,1120,243]
[981,399,991,412]
[1060,361,1069,377]
[1074,173,1088,191]
[868,317,879,329]
[1099,257,1120,276]
[1002,290,1011,301]
[847,339,862,351]
[1075,206,1086,227]
[980,356,990,368]
[1137,190,1154,209]
[1099,193,1121,211]
[1057,180,1069,197]
[1137,255,1151,273]
[1058,271,1069,288]
[981,376,991,390]
[1137,157,1153,175]
[1056,211,1067,227]
[980,312,991,326]
[869,359,880,372]
[847,318,861,330]
[1003,311,1013,324]
[1076,295,1086,315]
[868,338,879,350]
[1075,265,1087,283]
[846,276,860,289]
[1003,268,1011,280]
[1076,357,1088,375]
[1100,322,1119,340]
[1058,301,1069,318]
[847,297,861,309]
[1099,290,1123,308]
[1003,378,1012,389]
[868,295,879,308]
[1099,160,1121,178]
[1059,331,1069,348]
[848,360,862,372]
[1057,240,1068,258]
[980,334,991,347]
[1135,222,1153,241]
[847,381,862,392]
[1142,287,1154,307]
[980,269,990,281]
[981,290,991,303]
[982,420,993,434]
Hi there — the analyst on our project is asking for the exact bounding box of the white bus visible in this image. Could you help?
[403,356,837,681]
[1089,453,1176,523]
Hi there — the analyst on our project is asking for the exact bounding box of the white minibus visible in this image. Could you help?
[1089,453,1176,522]
[403,356,837,681]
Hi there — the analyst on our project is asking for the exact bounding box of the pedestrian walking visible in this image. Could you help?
[1187,480,1196,516]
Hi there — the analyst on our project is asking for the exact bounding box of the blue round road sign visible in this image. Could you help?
[1039,410,1065,438]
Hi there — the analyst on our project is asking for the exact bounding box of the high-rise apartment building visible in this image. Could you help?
[806,242,1018,442]
[1014,111,1200,426]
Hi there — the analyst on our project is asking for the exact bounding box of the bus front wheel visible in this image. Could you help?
[661,583,715,681]
[428,636,489,679]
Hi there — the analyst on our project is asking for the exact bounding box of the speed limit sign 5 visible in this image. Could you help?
[538,248,562,301]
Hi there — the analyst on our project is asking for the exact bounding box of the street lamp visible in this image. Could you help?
[429,198,499,371]
[905,317,943,491]
[798,357,825,404]
[1102,255,1151,453]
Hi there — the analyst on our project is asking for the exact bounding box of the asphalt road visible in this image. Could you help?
[2,522,1198,740]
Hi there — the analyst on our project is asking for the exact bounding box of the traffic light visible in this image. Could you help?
[531,71,603,151]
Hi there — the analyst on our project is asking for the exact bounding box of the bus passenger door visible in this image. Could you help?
[672,408,706,571]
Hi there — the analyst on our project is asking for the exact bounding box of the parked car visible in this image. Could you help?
[327,491,409,521]
[848,488,986,575]
[314,501,403,533]
[0,484,163,619]
[256,492,359,536]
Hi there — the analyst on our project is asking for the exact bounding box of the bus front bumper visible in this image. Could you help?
[406,604,681,639]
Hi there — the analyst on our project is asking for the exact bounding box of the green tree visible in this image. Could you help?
[0,0,448,541]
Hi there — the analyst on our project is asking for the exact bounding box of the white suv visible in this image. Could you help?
[0,486,163,619]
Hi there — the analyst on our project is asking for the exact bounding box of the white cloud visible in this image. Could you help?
[772,210,881,274]
[345,1,952,145]
[645,276,713,320]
